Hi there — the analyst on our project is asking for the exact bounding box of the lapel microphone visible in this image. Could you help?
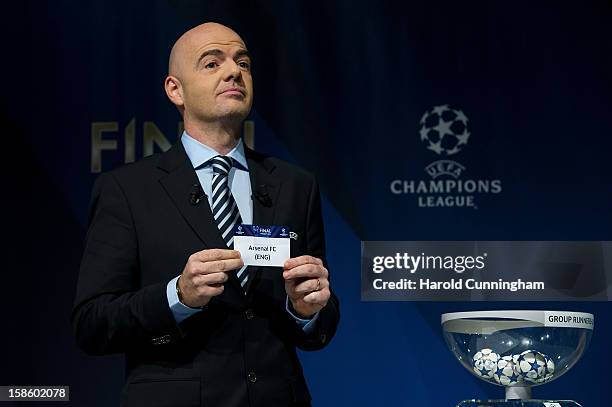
[189,183,205,205]
[253,184,272,207]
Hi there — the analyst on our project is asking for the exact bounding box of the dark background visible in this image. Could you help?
[3,0,611,405]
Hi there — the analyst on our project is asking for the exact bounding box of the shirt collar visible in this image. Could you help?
[181,131,248,171]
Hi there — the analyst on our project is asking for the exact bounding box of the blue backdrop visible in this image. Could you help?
[5,0,612,405]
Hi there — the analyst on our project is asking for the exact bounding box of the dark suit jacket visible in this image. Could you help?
[71,141,340,407]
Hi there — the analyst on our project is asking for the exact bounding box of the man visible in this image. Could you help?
[71,22,339,407]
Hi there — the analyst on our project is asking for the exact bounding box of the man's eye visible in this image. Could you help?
[205,61,218,69]
[238,61,250,69]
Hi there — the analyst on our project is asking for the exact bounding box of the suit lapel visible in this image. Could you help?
[156,142,244,304]
[244,147,282,295]
[157,142,226,249]
[245,146,280,227]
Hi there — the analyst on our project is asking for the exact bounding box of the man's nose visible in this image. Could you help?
[223,60,242,82]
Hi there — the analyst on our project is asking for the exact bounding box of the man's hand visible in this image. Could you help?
[178,249,243,308]
[283,255,330,319]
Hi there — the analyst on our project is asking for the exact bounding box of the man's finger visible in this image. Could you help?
[283,264,327,280]
[204,271,230,286]
[293,278,327,294]
[190,258,244,275]
[192,249,241,263]
[303,288,330,304]
[191,271,228,286]
[196,283,224,297]
[283,255,323,270]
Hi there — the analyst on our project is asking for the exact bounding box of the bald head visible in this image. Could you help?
[168,22,247,77]
[164,22,253,133]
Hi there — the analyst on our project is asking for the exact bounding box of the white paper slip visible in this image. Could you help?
[233,224,290,267]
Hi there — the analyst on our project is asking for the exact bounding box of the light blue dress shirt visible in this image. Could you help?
[166,132,319,332]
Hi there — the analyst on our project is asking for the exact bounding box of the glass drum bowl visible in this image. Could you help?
[441,310,593,405]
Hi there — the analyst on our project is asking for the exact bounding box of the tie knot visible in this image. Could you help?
[211,155,233,175]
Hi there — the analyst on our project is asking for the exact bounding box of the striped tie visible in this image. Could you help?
[210,155,249,289]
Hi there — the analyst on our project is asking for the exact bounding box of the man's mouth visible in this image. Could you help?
[219,88,246,96]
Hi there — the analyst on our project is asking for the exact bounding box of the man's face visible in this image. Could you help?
[172,25,253,124]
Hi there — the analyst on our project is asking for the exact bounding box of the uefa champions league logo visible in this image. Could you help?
[389,104,502,208]
[419,104,470,156]
[421,104,469,179]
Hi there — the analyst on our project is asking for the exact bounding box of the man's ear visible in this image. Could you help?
[164,75,184,109]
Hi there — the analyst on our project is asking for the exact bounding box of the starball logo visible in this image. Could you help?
[390,105,502,209]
